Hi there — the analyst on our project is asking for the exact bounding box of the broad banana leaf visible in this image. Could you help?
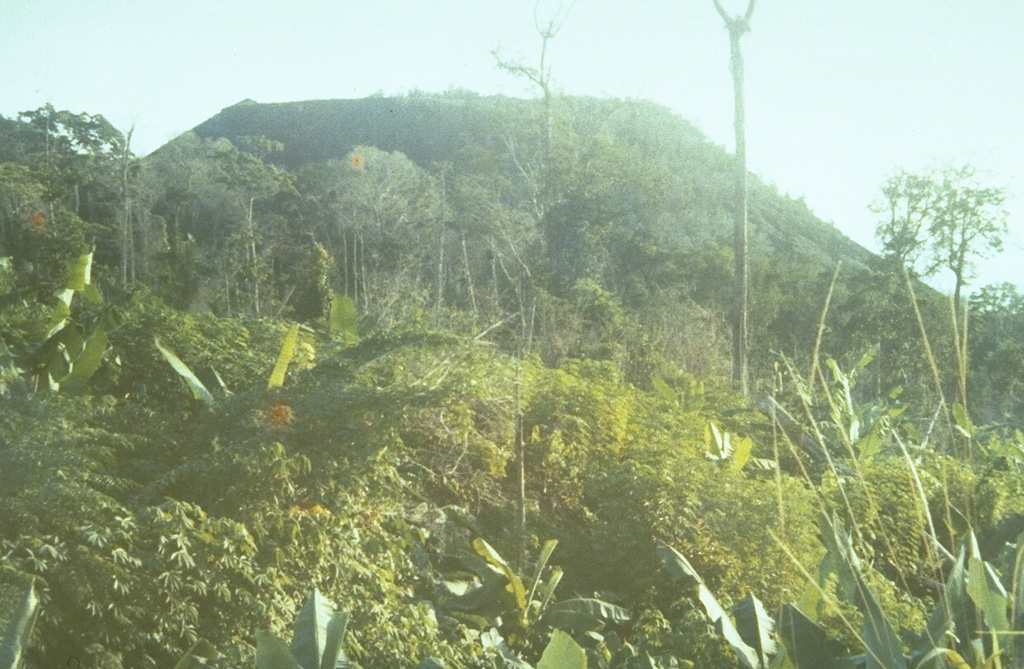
[777,603,846,669]
[818,515,905,669]
[472,537,527,613]
[658,543,761,668]
[537,629,587,669]
[257,631,301,669]
[46,251,93,337]
[650,374,677,404]
[268,323,299,389]
[966,534,1009,633]
[319,612,349,669]
[539,598,632,635]
[155,338,215,406]
[66,251,93,291]
[289,588,349,669]
[172,639,222,668]
[58,328,107,393]
[733,593,777,665]
[731,436,754,472]
[524,539,559,624]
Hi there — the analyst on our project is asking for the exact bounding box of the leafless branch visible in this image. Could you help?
[713,0,756,29]
[712,0,730,22]
[534,0,577,39]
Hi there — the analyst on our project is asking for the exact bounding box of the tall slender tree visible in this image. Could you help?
[493,1,575,565]
[492,0,576,224]
[119,127,136,290]
[875,165,1007,414]
[713,0,756,396]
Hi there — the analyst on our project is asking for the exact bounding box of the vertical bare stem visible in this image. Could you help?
[903,266,952,441]
[809,262,842,388]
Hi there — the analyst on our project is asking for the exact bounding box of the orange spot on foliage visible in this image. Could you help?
[350,153,364,169]
[27,211,46,231]
[289,502,330,517]
[258,401,295,428]
[359,509,381,528]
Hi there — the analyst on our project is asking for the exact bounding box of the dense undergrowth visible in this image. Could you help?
[3,95,1024,667]
[3,251,1024,668]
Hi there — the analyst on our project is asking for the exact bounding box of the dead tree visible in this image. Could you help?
[713,0,756,396]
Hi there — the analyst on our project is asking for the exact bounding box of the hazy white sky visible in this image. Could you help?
[2,0,1022,289]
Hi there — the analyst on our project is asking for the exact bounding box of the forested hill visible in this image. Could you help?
[186,93,874,273]
[193,95,498,170]
[7,95,1024,668]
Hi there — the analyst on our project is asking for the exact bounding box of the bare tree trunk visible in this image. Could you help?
[492,1,575,225]
[491,254,500,318]
[359,234,368,311]
[119,129,134,290]
[514,299,536,569]
[714,0,756,397]
[514,363,526,565]
[129,213,136,285]
[462,236,478,315]
[341,228,350,298]
[436,168,448,313]
[247,196,260,315]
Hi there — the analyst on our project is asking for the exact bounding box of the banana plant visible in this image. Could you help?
[175,589,451,669]
[441,538,561,641]
[18,250,115,394]
[172,639,222,668]
[256,588,350,669]
[440,538,630,654]
[822,354,906,462]
[156,320,307,406]
[658,543,775,669]
[704,422,775,472]
[268,323,300,389]
[0,581,40,669]
[660,514,1024,669]
[536,629,587,669]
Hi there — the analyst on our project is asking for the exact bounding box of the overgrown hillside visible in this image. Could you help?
[191,93,873,278]
[3,95,1024,668]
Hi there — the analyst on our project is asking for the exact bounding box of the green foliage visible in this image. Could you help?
[0,249,118,396]
[328,295,358,342]
[659,514,1024,669]
[536,630,586,669]
[968,283,1024,425]
[155,337,215,406]
[658,543,765,669]
[268,323,300,389]
[3,91,1024,669]
[256,589,349,669]
[173,640,222,669]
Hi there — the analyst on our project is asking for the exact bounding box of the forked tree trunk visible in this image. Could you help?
[714,0,756,397]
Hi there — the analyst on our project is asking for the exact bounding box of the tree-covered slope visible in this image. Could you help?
[153,91,905,392]
[187,93,874,273]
